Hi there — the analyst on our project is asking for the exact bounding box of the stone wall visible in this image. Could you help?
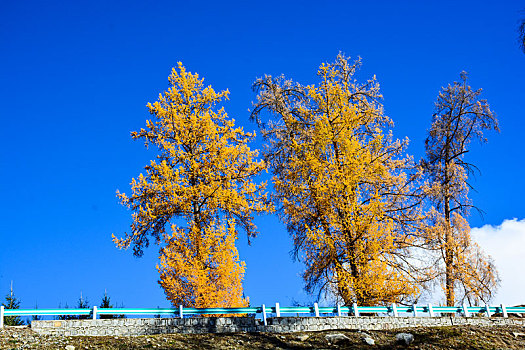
[31,316,525,337]
[31,317,260,336]
[265,316,525,332]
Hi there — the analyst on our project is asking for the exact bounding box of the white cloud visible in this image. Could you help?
[471,218,525,306]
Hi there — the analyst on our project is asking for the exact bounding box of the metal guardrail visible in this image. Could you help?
[1,302,524,328]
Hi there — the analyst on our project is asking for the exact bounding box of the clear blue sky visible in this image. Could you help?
[1,0,524,312]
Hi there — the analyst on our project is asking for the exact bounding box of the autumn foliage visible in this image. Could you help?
[424,210,499,306]
[116,57,500,309]
[251,54,424,305]
[158,221,248,308]
[114,63,271,308]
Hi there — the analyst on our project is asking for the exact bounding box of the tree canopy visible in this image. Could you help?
[422,71,500,306]
[115,63,272,308]
[251,54,425,305]
[114,57,501,308]
[2,283,24,326]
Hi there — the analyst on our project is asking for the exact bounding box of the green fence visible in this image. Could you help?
[1,302,524,327]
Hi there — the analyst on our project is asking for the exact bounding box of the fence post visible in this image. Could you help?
[485,303,491,317]
[314,303,319,317]
[501,304,508,318]
[353,303,359,317]
[336,304,342,317]
[92,306,97,320]
[412,304,418,317]
[275,303,280,318]
[179,305,184,319]
[392,303,398,317]
[0,305,4,328]
[462,303,470,317]
[428,303,435,317]
[262,304,267,326]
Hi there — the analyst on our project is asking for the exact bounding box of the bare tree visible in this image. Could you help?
[422,71,500,306]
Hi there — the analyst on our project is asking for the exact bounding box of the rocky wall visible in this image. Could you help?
[31,316,525,336]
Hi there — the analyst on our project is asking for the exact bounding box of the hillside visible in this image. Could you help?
[1,324,525,349]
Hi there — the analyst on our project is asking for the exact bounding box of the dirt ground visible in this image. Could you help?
[1,324,525,349]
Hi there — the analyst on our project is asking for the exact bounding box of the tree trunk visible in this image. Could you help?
[444,197,455,306]
[444,137,455,306]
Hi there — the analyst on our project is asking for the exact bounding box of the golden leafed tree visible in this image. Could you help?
[251,54,425,306]
[114,63,272,308]
[422,71,500,306]
[158,221,247,308]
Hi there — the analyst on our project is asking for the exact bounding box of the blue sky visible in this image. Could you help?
[1,0,524,312]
